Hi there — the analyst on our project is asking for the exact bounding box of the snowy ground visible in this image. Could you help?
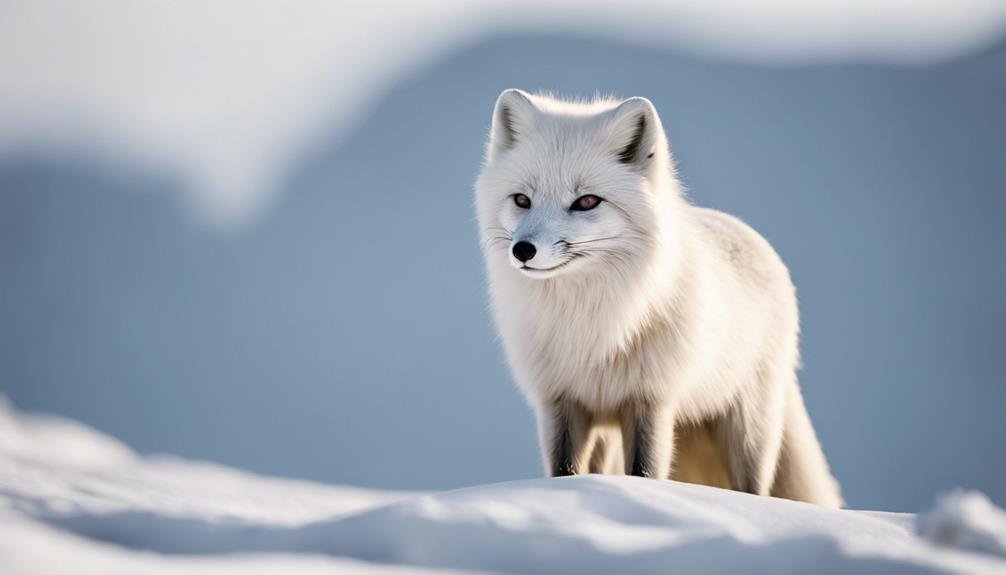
[2,398,1004,574]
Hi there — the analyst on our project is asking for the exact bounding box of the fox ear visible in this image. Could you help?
[488,89,537,160]
[605,97,662,171]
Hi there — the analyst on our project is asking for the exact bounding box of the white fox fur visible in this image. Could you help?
[475,89,842,508]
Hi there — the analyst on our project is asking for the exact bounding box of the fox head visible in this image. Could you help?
[475,90,680,282]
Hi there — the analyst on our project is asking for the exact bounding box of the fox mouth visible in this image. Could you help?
[518,258,576,277]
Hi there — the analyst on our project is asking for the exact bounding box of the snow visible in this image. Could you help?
[2,397,1004,574]
[2,0,1006,226]
[920,491,1006,559]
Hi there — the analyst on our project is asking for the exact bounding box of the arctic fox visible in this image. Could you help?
[475,90,843,508]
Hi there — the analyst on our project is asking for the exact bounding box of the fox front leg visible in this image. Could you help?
[538,399,594,477]
[619,401,674,478]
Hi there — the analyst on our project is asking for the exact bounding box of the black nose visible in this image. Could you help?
[512,241,537,263]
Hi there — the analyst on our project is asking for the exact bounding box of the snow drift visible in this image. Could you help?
[1,397,1003,574]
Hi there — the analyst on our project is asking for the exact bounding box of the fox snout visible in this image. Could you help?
[512,241,537,262]
[508,237,577,278]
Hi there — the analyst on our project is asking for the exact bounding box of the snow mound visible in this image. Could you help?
[919,490,1006,559]
[1,399,1004,574]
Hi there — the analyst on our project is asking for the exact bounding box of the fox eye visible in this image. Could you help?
[513,193,531,209]
[570,194,602,211]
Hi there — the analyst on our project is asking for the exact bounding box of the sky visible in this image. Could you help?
[2,0,1006,226]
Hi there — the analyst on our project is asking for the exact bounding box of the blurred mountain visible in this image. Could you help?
[2,33,1005,511]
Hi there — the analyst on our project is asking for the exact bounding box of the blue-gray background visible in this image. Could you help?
[2,34,1004,512]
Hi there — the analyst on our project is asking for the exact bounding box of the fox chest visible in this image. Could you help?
[511,315,683,411]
